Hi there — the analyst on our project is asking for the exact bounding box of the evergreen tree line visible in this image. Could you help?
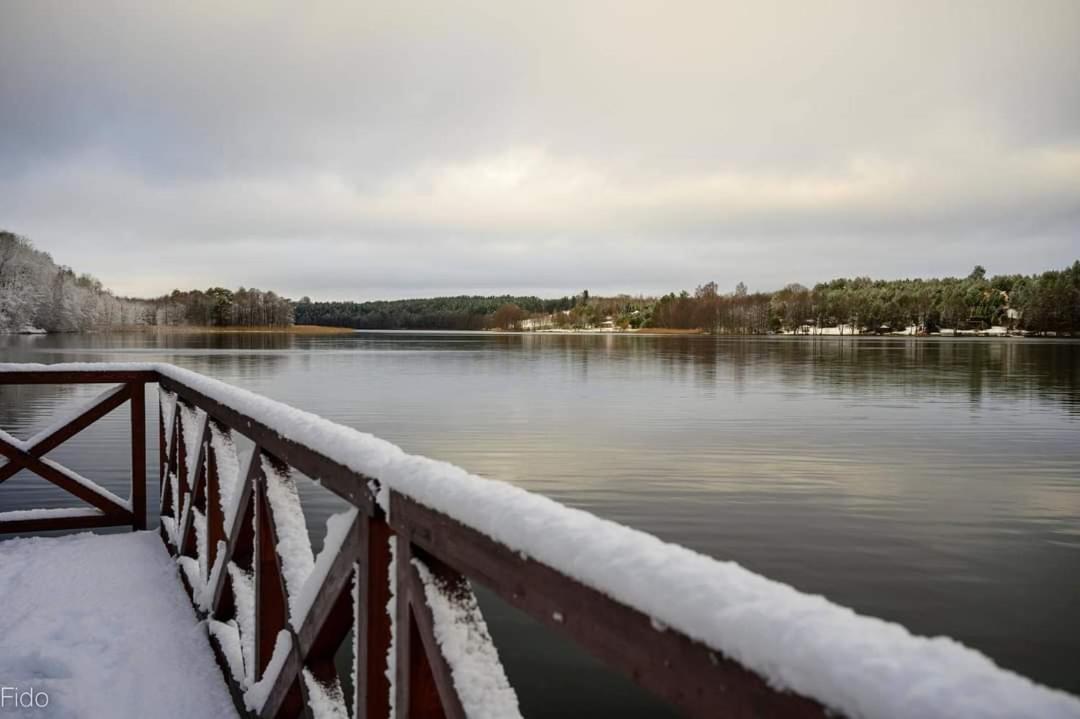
[149,287,293,327]
[294,295,575,330]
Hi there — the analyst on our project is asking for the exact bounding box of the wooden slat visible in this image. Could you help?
[209,452,258,618]
[395,539,449,719]
[178,413,210,558]
[158,392,166,493]
[206,424,225,572]
[255,451,310,719]
[258,644,308,719]
[0,370,158,385]
[357,510,393,719]
[255,458,289,678]
[295,511,363,659]
[403,552,467,719]
[390,492,827,719]
[176,404,190,507]
[130,382,146,530]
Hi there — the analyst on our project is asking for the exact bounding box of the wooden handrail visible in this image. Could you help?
[0,364,826,718]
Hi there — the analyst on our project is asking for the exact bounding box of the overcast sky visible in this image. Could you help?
[1,1,1078,300]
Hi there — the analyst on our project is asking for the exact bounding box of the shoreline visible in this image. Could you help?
[104,324,354,335]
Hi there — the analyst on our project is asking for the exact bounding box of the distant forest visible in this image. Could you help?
[647,263,1080,335]
[297,265,1080,335]
[0,231,292,332]
[294,295,575,330]
[3,230,1078,335]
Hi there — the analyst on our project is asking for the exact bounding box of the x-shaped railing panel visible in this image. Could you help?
[0,378,146,533]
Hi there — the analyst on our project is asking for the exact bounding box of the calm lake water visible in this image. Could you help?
[2,332,1078,713]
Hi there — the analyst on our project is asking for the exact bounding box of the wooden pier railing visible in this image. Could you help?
[0,369,150,534]
[0,365,825,718]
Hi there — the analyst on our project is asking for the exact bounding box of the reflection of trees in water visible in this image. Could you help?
[0,383,81,432]
[475,335,1080,414]
[660,338,1080,413]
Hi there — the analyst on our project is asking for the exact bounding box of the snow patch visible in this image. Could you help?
[0,507,104,522]
[208,619,246,685]
[262,455,315,624]
[208,422,242,532]
[386,536,398,719]
[412,559,522,719]
[244,630,292,713]
[302,668,350,719]
[229,563,257,686]
[159,387,178,455]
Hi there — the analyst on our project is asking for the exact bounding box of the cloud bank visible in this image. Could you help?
[2,1,1078,299]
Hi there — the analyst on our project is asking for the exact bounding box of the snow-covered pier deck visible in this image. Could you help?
[0,531,237,718]
[2,362,1079,719]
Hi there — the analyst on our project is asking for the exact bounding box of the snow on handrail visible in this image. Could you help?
[1,361,1078,719]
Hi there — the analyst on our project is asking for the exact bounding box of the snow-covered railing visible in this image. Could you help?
[0,368,150,533]
[2,363,1078,719]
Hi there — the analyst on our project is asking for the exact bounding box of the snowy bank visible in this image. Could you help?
[3,362,1079,719]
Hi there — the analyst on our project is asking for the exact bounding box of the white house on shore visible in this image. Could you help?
[787,323,861,335]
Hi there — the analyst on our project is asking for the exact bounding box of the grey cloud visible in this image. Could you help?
[1,0,1078,299]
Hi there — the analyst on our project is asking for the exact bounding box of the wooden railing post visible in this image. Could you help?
[158,390,166,496]
[395,539,455,719]
[129,382,146,531]
[356,509,393,719]
[205,423,224,572]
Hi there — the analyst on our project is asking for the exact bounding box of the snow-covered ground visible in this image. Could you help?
[0,531,238,719]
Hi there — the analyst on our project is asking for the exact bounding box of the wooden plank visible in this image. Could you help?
[0,383,131,484]
[295,511,362,659]
[258,644,309,719]
[395,539,450,719]
[157,374,375,512]
[206,425,225,572]
[389,492,827,719]
[403,554,467,719]
[255,450,312,719]
[176,403,190,506]
[209,452,258,618]
[0,370,158,385]
[158,392,166,494]
[255,460,290,678]
[357,510,393,719]
[178,413,210,558]
[130,382,146,530]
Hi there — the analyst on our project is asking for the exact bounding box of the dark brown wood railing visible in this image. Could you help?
[0,365,826,719]
[0,370,150,534]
